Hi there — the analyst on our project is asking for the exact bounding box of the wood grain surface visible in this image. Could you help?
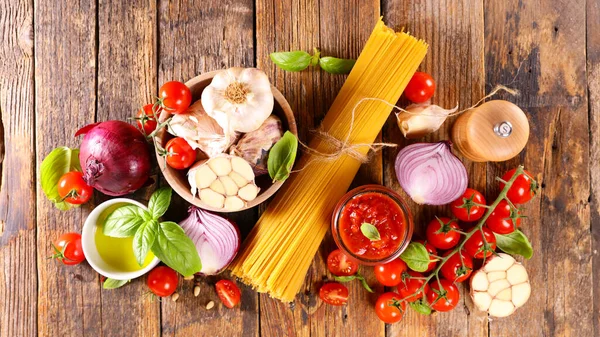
[0,0,596,336]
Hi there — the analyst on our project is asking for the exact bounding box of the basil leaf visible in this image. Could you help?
[133,219,158,266]
[360,223,381,241]
[103,278,129,289]
[270,51,313,72]
[495,230,533,259]
[103,205,146,238]
[409,299,432,315]
[148,187,172,219]
[334,273,374,293]
[40,147,81,211]
[318,57,356,74]
[399,242,430,272]
[151,221,202,277]
[268,131,298,182]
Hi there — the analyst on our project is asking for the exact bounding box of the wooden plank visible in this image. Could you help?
[381,0,488,336]
[484,1,592,336]
[157,1,259,336]
[0,0,36,336]
[96,1,161,336]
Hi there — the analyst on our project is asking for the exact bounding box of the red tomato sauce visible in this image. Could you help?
[338,192,405,260]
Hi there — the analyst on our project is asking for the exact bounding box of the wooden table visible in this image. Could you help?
[1,0,597,336]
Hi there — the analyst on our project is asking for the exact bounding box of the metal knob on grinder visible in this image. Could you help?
[451,100,529,162]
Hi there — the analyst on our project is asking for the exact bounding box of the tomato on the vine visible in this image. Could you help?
[440,250,473,283]
[319,282,348,306]
[450,188,486,222]
[404,72,436,103]
[158,81,192,114]
[147,266,178,297]
[398,270,429,302]
[464,227,497,259]
[486,200,521,234]
[327,249,358,277]
[425,217,461,250]
[415,240,438,273]
[57,171,93,205]
[375,292,406,324]
[426,279,460,312]
[164,137,196,170]
[51,232,85,265]
[500,168,538,204]
[216,279,241,308]
[136,104,160,135]
[374,259,407,287]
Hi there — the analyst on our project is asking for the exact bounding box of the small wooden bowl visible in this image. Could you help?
[155,70,297,212]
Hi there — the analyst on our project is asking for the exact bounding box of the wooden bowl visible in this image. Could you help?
[155,70,297,212]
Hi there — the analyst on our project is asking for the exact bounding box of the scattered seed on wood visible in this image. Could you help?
[184,275,195,281]
[172,293,180,302]
[194,286,201,297]
[206,300,215,310]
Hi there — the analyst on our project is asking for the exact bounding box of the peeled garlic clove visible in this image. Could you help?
[473,291,492,311]
[496,288,512,301]
[489,299,515,318]
[471,270,489,291]
[506,264,528,284]
[224,196,245,211]
[231,156,255,181]
[208,156,232,176]
[238,184,259,201]
[487,271,506,283]
[210,179,225,195]
[200,189,225,208]
[488,279,511,297]
[511,282,531,307]
[483,253,515,272]
[396,102,458,139]
[229,171,248,188]
[220,176,239,196]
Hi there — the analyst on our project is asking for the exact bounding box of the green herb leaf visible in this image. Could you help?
[148,187,172,219]
[409,299,432,315]
[151,221,202,277]
[334,273,374,293]
[360,223,381,241]
[40,147,81,211]
[268,131,298,182]
[103,278,129,289]
[399,242,430,272]
[133,219,158,266]
[270,51,313,72]
[494,230,533,259]
[318,57,356,74]
[103,205,147,238]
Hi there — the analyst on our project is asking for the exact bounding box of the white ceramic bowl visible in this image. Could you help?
[82,198,160,280]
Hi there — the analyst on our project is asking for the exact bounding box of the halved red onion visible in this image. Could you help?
[395,141,467,205]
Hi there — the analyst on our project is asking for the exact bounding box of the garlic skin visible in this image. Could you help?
[201,67,274,134]
[396,102,458,139]
[230,115,283,175]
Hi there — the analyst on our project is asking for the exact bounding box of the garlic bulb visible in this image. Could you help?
[201,67,274,134]
[230,115,283,175]
[396,102,458,139]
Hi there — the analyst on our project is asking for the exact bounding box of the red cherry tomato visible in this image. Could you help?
[57,171,93,205]
[215,279,242,308]
[375,292,406,324]
[500,169,538,204]
[165,137,196,170]
[404,72,436,103]
[374,259,407,287]
[440,250,473,283]
[486,200,521,234]
[425,217,461,250]
[51,232,85,265]
[327,249,359,277]
[159,81,192,114]
[398,270,429,302]
[464,227,497,259]
[426,279,460,312]
[450,188,486,222]
[415,240,438,273]
[319,282,348,306]
[147,266,179,297]
[136,104,161,135]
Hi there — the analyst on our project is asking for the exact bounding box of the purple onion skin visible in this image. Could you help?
[79,120,151,196]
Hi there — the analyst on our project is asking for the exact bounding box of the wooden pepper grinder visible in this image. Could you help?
[451,100,529,162]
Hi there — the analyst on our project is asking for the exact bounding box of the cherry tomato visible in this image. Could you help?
[464,227,497,259]
[159,81,192,114]
[398,271,429,302]
[425,217,461,250]
[147,266,178,297]
[500,169,538,204]
[136,104,161,135]
[51,232,85,265]
[374,259,407,287]
[404,72,436,103]
[450,188,486,222]
[426,279,460,312]
[57,171,93,205]
[415,240,438,273]
[327,249,359,277]
[486,200,521,234]
[440,250,473,283]
[375,292,406,324]
[319,282,348,306]
[165,137,196,170]
[215,279,242,308]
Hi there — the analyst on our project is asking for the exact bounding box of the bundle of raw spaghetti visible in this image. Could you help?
[230,18,428,302]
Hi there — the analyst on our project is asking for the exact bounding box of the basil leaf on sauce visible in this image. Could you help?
[40,147,81,211]
[360,223,381,241]
[399,242,430,272]
[494,230,533,259]
[268,131,298,182]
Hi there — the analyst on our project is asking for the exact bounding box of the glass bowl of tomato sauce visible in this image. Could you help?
[331,185,413,265]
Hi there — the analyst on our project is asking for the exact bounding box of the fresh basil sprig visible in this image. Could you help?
[334,273,374,293]
[399,242,430,272]
[494,230,533,259]
[270,48,355,74]
[319,57,356,74]
[268,131,298,182]
[103,278,129,289]
[103,187,202,277]
[40,147,81,210]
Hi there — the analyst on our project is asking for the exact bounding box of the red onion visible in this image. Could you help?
[179,206,240,275]
[77,120,151,196]
[395,141,467,205]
